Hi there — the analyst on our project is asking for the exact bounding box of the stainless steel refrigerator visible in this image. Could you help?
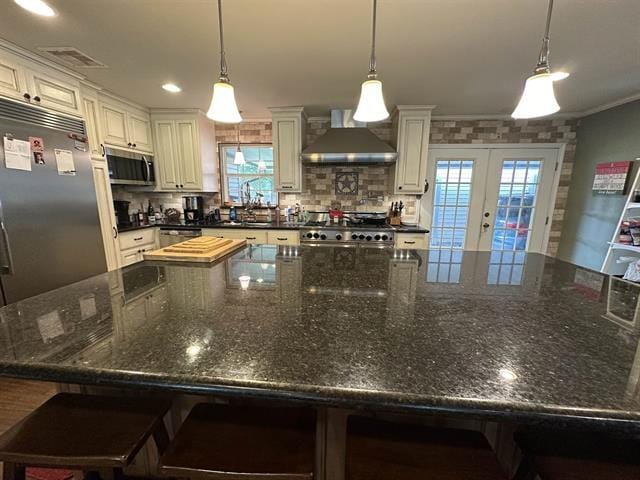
[0,99,107,306]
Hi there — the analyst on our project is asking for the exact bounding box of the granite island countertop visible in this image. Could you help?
[0,245,638,430]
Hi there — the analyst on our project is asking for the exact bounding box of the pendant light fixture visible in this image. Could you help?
[512,0,569,119]
[233,122,245,165]
[207,0,242,123]
[353,0,389,123]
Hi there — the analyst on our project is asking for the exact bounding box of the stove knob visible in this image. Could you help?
[336,234,343,240]
[320,234,327,240]
[359,234,365,240]
[306,233,313,238]
[313,233,319,239]
[351,234,358,240]
[381,235,388,241]
[374,235,381,241]
[366,235,372,241]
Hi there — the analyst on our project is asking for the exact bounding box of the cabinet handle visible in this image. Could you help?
[141,249,146,252]
[33,96,40,103]
[180,184,184,188]
[246,237,257,240]
[132,143,137,148]
[113,226,118,238]
[100,144,106,157]
[137,249,141,253]
[403,241,416,244]
[280,185,292,189]
[134,236,143,241]
[398,186,402,190]
[276,237,287,241]
[23,93,31,101]
[127,142,132,147]
[175,184,179,188]
[424,180,429,193]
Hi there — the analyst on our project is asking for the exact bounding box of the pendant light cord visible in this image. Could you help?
[536,0,554,72]
[218,0,229,81]
[368,0,378,78]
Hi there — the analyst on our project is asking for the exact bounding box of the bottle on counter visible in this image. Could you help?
[266,208,272,223]
[229,206,237,222]
[275,205,281,225]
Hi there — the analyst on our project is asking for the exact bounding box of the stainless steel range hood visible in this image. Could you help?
[301,110,397,164]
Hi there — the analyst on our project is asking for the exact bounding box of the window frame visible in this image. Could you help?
[218,142,277,206]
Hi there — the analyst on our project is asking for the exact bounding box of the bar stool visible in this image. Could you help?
[0,393,171,480]
[514,428,640,480]
[159,403,316,479]
[346,416,508,480]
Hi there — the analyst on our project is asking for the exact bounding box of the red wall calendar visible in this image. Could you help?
[592,161,632,195]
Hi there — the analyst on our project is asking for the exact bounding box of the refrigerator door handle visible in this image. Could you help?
[0,219,14,275]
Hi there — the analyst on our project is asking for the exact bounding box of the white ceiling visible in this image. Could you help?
[1,0,639,118]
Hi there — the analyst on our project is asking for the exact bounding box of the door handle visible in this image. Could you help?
[0,219,14,275]
[113,226,118,239]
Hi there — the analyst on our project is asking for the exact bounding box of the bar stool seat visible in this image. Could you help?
[346,416,508,480]
[159,403,316,480]
[0,393,171,478]
[514,428,640,480]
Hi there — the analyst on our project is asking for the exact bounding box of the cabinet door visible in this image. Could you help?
[121,248,142,266]
[101,103,129,147]
[26,69,81,116]
[394,111,431,194]
[176,120,202,191]
[153,120,181,190]
[83,95,103,159]
[0,56,26,101]
[128,112,153,152]
[274,117,302,192]
[91,160,120,270]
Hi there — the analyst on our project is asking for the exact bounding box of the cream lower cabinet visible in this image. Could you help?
[391,105,434,194]
[267,230,300,245]
[271,107,306,192]
[395,232,428,249]
[119,229,157,266]
[202,229,268,244]
[151,111,218,192]
[91,160,120,271]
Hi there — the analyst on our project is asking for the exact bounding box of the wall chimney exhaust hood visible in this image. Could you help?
[301,110,397,164]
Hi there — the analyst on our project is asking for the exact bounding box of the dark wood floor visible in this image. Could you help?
[0,378,57,436]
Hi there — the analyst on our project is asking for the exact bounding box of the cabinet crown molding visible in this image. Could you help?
[269,106,307,118]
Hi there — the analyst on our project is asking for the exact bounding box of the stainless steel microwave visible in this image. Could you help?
[105,146,155,186]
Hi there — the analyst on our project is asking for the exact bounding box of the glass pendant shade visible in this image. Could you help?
[511,73,560,119]
[233,148,245,165]
[353,79,389,122]
[207,82,242,123]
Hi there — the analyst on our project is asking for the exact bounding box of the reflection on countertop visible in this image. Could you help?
[1,246,640,429]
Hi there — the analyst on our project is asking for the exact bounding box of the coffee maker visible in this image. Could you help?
[183,196,204,224]
[113,200,132,228]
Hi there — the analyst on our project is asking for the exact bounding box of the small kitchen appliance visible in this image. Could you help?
[183,196,204,224]
[113,200,132,229]
[105,147,155,186]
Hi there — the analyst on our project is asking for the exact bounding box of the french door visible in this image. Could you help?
[424,147,560,253]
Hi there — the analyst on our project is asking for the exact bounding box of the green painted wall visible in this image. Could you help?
[558,100,640,270]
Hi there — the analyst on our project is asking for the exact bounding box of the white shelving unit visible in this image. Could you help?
[602,167,640,275]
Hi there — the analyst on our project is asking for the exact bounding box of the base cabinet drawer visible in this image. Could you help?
[119,229,156,250]
[267,230,300,246]
[202,229,268,244]
[395,233,428,249]
[120,243,154,266]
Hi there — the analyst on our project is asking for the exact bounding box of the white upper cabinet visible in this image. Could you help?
[391,105,434,194]
[81,86,104,159]
[151,111,218,192]
[99,94,153,153]
[0,48,82,117]
[271,107,306,192]
[0,56,26,100]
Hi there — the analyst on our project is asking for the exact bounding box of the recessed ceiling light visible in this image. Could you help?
[14,0,56,17]
[162,83,182,93]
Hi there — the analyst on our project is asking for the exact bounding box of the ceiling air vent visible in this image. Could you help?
[37,47,107,68]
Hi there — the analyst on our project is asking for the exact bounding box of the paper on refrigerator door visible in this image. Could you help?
[55,148,76,175]
[3,137,32,171]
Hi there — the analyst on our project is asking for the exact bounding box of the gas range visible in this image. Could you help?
[300,223,395,246]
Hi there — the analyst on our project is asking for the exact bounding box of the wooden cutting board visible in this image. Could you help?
[143,237,246,263]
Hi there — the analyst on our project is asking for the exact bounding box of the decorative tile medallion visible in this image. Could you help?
[335,172,359,195]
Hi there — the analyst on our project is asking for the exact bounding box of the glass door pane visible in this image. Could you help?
[430,160,474,249]
[491,160,541,251]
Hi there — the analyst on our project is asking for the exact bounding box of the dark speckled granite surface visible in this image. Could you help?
[1,246,640,429]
